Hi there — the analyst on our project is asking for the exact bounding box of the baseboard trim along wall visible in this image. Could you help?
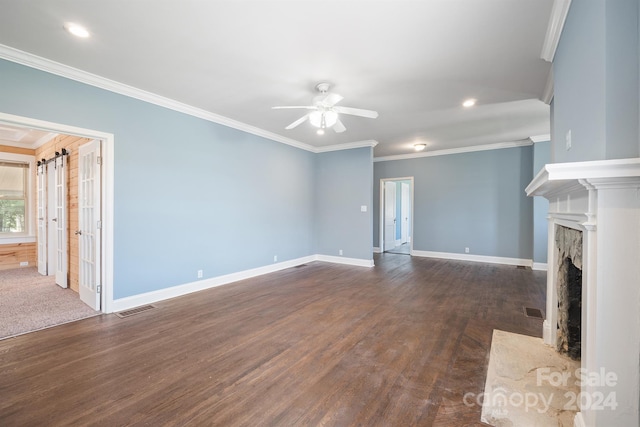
[532,262,548,271]
[111,254,374,313]
[411,250,533,267]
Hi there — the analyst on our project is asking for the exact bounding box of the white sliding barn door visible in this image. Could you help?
[54,156,68,288]
[36,164,47,275]
[78,140,101,310]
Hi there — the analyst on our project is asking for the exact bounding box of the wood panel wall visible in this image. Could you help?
[35,135,91,292]
[0,145,37,270]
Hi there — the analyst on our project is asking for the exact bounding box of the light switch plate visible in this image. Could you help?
[361,205,367,212]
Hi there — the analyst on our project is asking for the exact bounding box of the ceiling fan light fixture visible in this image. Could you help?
[309,110,338,129]
[414,143,427,151]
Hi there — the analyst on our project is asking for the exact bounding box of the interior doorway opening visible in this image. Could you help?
[0,112,114,314]
[380,177,414,255]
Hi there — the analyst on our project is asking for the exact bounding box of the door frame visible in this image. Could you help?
[0,112,114,313]
[379,177,414,255]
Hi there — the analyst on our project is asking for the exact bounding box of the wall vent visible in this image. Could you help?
[523,307,544,319]
[115,305,156,318]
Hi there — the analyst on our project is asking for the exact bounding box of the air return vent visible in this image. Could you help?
[523,307,544,319]
[115,305,156,318]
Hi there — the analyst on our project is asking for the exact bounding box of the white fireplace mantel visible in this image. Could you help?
[526,157,640,427]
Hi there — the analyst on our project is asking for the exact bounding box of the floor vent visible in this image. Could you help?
[516,265,527,270]
[523,307,544,319]
[115,305,156,318]
[294,264,308,268]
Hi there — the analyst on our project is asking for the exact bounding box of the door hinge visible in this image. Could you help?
[97,156,102,165]
[97,285,102,293]
[97,220,102,229]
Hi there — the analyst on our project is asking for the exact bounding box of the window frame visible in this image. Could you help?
[0,152,35,243]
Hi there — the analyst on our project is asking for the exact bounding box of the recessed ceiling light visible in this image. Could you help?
[462,98,476,108]
[414,143,427,151]
[316,128,325,135]
[64,22,90,38]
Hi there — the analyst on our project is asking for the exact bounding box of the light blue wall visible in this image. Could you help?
[533,141,550,264]
[0,59,323,299]
[373,146,534,260]
[314,147,373,260]
[553,0,639,162]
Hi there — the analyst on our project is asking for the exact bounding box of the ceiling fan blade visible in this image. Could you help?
[333,118,346,133]
[321,93,344,107]
[334,106,379,119]
[285,114,309,130]
[272,106,316,110]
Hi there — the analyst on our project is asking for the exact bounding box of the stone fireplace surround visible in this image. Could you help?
[526,158,640,427]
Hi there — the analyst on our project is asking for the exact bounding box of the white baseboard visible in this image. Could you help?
[111,253,374,313]
[411,250,533,267]
[373,246,381,253]
[573,412,585,427]
[315,254,375,268]
[532,262,548,271]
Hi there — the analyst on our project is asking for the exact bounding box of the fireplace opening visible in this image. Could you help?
[555,226,583,360]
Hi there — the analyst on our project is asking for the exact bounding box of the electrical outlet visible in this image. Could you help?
[339,249,343,256]
[465,247,470,253]
[197,269,203,279]
[19,261,28,266]
[566,129,572,151]
[274,255,278,262]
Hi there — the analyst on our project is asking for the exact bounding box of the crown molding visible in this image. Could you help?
[541,68,554,104]
[0,44,320,152]
[373,140,533,162]
[540,0,572,62]
[530,134,551,143]
[314,140,378,153]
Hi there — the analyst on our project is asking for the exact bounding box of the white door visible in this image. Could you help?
[401,182,410,244]
[78,140,101,310]
[36,164,47,275]
[47,165,56,277]
[54,156,68,288]
[383,181,396,251]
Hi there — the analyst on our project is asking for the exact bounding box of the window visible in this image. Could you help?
[0,161,28,234]
[0,153,34,240]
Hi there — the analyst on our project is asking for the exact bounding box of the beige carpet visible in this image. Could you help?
[0,267,99,340]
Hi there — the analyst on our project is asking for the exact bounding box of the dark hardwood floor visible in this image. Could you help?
[0,254,546,426]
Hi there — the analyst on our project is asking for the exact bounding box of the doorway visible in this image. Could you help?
[380,177,414,255]
[0,112,114,313]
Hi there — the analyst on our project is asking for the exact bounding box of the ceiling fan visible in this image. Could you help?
[273,83,378,135]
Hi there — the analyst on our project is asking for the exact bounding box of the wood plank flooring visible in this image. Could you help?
[0,254,546,426]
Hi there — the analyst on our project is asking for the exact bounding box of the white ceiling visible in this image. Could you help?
[0,0,553,157]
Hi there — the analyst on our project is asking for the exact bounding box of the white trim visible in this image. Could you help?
[111,255,316,312]
[374,140,532,162]
[541,0,572,62]
[0,236,36,244]
[530,134,551,143]
[0,44,378,156]
[373,246,381,253]
[411,250,533,267]
[532,262,548,271]
[111,254,373,312]
[541,68,554,105]
[0,112,115,314]
[314,140,378,153]
[315,254,375,268]
[379,177,415,256]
